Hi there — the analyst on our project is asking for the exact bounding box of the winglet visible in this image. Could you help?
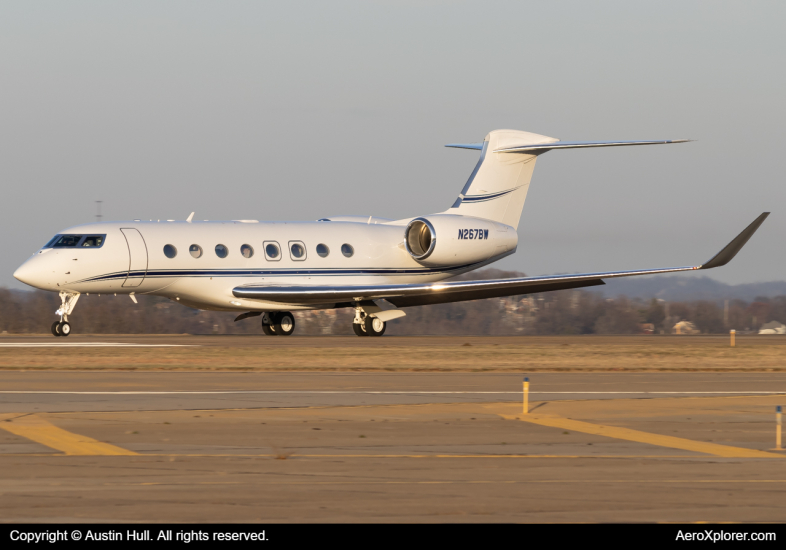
[700,212,770,270]
[186,212,195,223]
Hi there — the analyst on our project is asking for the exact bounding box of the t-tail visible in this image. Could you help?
[445,129,690,229]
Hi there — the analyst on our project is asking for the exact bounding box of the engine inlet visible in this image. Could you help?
[404,218,436,260]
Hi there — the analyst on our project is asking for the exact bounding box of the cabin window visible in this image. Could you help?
[316,244,329,258]
[189,245,203,258]
[215,244,229,258]
[81,235,104,247]
[264,241,281,261]
[240,244,254,258]
[289,241,306,261]
[341,244,354,257]
[53,235,83,248]
[163,244,177,258]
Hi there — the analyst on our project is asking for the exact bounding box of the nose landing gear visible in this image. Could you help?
[52,292,80,337]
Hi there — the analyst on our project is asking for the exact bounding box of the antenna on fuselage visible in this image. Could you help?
[186,212,194,223]
[95,201,102,223]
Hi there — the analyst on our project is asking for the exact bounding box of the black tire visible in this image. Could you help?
[51,321,62,337]
[59,322,71,337]
[364,316,386,337]
[272,312,295,336]
[352,322,367,336]
[261,315,276,335]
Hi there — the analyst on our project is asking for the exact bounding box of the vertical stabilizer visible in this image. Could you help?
[445,129,557,229]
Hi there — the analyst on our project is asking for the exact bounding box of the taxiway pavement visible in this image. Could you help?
[2,368,786,522]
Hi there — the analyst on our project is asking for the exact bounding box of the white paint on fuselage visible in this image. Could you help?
[14,219,516,311]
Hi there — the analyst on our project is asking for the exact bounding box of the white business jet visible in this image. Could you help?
[14,129,768,337]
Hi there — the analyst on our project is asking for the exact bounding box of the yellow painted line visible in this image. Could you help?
[0,453,704,459]
[500,412,781,458]
[143,453,695,459]
[0,415,136,456]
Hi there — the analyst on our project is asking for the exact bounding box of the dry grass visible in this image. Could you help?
[1,335,785,372]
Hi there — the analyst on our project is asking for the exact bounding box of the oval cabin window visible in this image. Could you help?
[341,244,354,258]
[215,244,228,258]
[164,245,177,258]
[290,243,305,259]
[240,244,254,258]
[316,244,329,258]
[265,243,280,259]
[189,245,203,258]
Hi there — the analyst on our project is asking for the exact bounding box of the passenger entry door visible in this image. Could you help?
[120,228,148,287]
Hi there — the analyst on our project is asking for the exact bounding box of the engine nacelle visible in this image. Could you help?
[404,215,518,267]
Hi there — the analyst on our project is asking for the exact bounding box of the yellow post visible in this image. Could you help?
[523,377,529,415]
[730,329,736,347]
[777,406,782,451]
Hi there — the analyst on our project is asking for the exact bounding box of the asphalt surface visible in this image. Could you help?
[2,366,786,522]
[5,333,786,348]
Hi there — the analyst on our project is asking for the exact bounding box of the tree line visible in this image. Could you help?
[1,269,783,335]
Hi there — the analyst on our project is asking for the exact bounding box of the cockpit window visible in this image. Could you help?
[52,235,83,248]
[44,234,106,249]
[81,235,104,247]
[43,236,60,248]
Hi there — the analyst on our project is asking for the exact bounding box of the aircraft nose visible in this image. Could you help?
[14,258,45,289]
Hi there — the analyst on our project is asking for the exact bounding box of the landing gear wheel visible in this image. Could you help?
[59,322,71,337]
[51,321,62,337]
[261,315,276,335]
[353,322,367,336]
[272,312,295,336]
[364,316,386,337]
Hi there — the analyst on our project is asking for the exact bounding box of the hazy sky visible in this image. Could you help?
[2,1,784,289]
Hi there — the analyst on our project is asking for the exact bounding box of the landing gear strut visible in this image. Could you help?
[52,292,79,337]
[261,312,296,336]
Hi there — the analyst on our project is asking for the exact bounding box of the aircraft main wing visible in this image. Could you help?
[232,213,769,308]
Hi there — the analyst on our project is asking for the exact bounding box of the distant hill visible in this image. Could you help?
[599,275,786,302]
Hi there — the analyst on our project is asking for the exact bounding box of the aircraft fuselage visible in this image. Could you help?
[14,218,518,312]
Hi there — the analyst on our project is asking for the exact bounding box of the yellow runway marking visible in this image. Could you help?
[499,411,781,458]
[143,453,698,459]
[0,453,708,459]
[0,415,136,456]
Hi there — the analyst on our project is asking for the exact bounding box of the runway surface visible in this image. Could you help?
[2,369,786,522]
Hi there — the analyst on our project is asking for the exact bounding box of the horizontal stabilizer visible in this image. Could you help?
[445,143,484,150]
[494,139,692,154]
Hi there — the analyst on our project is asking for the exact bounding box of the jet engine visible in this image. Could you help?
[403,215,517,267]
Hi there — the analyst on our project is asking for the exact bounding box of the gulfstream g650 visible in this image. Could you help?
[14,129,768,337]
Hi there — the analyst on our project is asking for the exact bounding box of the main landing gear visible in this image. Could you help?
[261,312,296,336]
[52,292,80,337]
[352,309,386,337]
